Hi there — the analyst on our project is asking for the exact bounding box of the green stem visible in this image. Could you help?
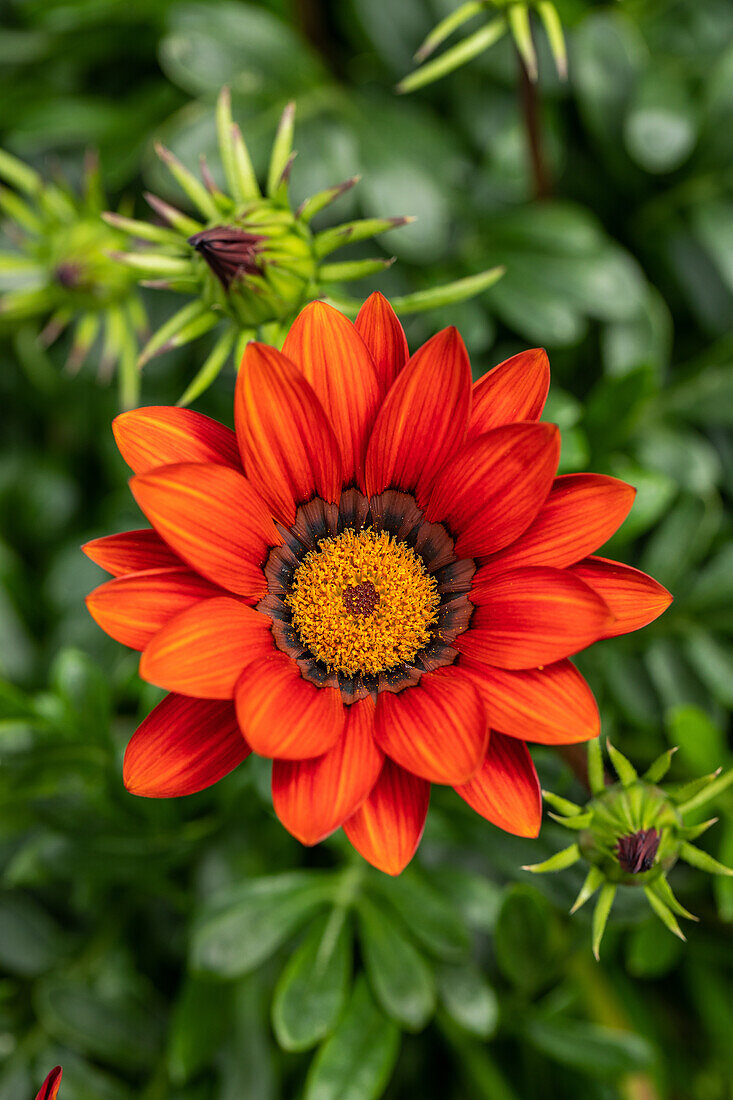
[517,49,551,200]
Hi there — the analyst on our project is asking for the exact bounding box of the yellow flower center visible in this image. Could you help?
[286,528,440,676]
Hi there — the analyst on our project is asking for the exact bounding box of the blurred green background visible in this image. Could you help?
[1,1,732,1097]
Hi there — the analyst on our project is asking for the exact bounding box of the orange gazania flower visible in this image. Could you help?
[84,295,672,874]
[36,1068,62,1100]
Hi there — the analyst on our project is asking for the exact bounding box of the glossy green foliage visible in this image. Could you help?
[1,1,732,1098]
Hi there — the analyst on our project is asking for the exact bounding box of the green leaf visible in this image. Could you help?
[137,300,210,367]
[390,267,505,313]
[159,2,324,98]
[679,842,733,877]
[682,632,733,710]
[587,737,605,796]
[101,211,181,247]
[678,767,733,816]
[570,867,605,915]
[592,884,616,961]
[606,741,638,787]
[49,648,111,743]
[548,810,593,830]
[643,886,686,941]
[640,493,721,592]
[267,101,296,198]
[0,148,41,195]
[665,706,725,775]
[624,68,697,173]
[397,17,507,94]
[685,544,733,611]
[495,886,564,992]
[537,2,567,79]
[0,892,69,977]
[319,257,395,282]
[219,978,276,1100]
[625,919,683,979]
[648,876,698,922]
[272,912,351,1052]
[427,868,503,933]
[508,4,537,82]
[34,979,163,1072]
[607,460,677,544]
[177,326,237,407]
[190,872,335,979]
[167,975,233,1085]
[541,790,584,817]
[372,870,469,960]
[523,844,581,874]
[437,963,498,1039]
[525,1017,654,1076]
[297,176,360,224]
[414,2,486,63]
[357,897,436,1031]
[636,425,722,496]
[314,217,414,260]
[304,978,400,1100]
[663,363,733,428]
[643,747,678,784]
[155,143,219,220]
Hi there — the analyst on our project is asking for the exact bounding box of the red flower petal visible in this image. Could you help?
[467,348,550,439]
[113,407,241,473]
[460,657,599,744]
[36,1067,63,1100]
[86,568,223,650]
[123,693,249,797]
[235,341,342,525]
[282,300,382,489]
[365,327,472,502]
[355,291,409,391]
[139,597,273,698]
[475,473,636,579]
[130,462,279,599]
[425,423,560,558]
[82,529,181,576]
[460,566,615,669]
[343,759,430,875]
[568,556,673,637]
[235,653,345,759]
[375,668,488,784]
[454,733,541,837]
[272,697,384,845]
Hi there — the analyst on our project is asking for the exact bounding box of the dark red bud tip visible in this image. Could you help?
[55,261,84,289]
[616,828,660,874]
[36,1066,63,1100]
[188,226,266,289]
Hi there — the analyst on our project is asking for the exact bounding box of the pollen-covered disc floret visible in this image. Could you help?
[286,528,440,676]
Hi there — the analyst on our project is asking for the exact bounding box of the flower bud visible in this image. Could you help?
[525,739,733,958]
[616,828,661,874]
[112,87,504,405]
[0,147,145,407]
[188,226,265,288]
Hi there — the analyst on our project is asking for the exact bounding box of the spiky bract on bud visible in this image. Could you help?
[0,148,145,407]
[526,739,733,959]
[398,1,568,94]
[112,87,503,406]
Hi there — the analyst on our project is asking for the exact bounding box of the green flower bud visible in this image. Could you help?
[526,739,733,959]
[113,87,503,406]
[0,149,145,407]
